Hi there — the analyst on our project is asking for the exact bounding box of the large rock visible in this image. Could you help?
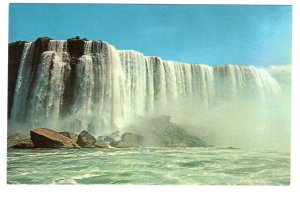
[59,132,78,144]
[30,128,79,148]
[103,130,121,142]
[7,133,28,148]
[110,132,144,148]
[109,141,131,148]
[159,123,207,147]
[12,139,34,149]
[77,130,96,148]
[121,132,144,146]
[123,116,208,147]
[94,140,109,148]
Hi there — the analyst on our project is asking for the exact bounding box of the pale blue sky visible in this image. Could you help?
[9,4,292,67]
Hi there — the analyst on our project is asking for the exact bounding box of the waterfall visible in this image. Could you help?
[11,42,34,122]
[9,39,283,135]
[29,41,70,128]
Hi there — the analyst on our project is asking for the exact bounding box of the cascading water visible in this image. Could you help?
[9,39,285,140]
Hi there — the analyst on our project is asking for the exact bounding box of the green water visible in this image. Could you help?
[7,147,290,185]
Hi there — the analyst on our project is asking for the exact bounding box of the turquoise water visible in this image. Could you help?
[7,147,290,185]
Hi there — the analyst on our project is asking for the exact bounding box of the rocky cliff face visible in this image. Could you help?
[8,37,52,118]
[62,37,85,113]
[7,36,89,119]
[8,41,27,118]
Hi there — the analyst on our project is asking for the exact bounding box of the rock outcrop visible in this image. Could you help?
[62,36,87,111]
[7,132,28,148]
[30,128,79,148]
[59,132,79,144]
[159,123,206,147]
[94,140,109,148]
[8,41,28,118]
[76,130,96,148]
[121,132,144,146]
[12,139,34,149]
[109,140,131,148]
[124,115,208,147]
[110,132,144,148]
[103,130,121,142]
[9,117,207,149]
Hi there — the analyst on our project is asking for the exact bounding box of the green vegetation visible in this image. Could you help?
[67,36,89,42]
[9,40,28,46]
[35,37,52,43]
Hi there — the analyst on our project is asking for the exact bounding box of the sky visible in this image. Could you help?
[9,4,292,67]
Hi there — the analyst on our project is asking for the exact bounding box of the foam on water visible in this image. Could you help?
[7,148,290,185]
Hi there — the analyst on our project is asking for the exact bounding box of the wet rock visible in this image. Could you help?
[124,116,208,147]
[30,128,79,148]
[103,130,121,142]
[121,132,144,147]
[62,36,87,112]
[7,133,28,148]
[8,41,28,118]
[59,132,78,144]
[109,140,131,148]
[109,132,144,148]
[159,123,207,147]
[103,136,114,142]
[94,140,108,148]
[12,139,34,149]
[76,130,96,148]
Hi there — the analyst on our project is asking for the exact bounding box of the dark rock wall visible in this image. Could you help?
[8,41,27,118]
[62,37,85,114]
[8,37,52,119]
[8,37,87,118]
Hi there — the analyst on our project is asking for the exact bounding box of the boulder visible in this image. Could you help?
[103,136,114,142]
[7,133,28,148]
[77,130,96,148]
[109,132,144,148]
[123,116,208,147]
[30,128,79,148]
[94,140,109,148]
[59,132,78,144]
[12,139,34,149]
[160,123,207,147]
[103,130,121,142]
[121,132,144,147]
[109,141,131,148]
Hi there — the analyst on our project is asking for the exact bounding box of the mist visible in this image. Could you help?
[124,65,291,151]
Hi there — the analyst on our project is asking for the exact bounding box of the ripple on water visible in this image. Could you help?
[7,148,290,185]
[178,160,214,168]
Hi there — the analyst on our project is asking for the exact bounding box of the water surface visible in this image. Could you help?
[7,147,290,185]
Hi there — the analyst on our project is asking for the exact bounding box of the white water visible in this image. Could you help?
[9,40,290,149]
[7,148,290,185]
